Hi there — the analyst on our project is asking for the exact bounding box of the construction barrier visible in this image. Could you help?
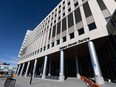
[0,74,4,77]
[80,76,101,87]
[13,74,16,77]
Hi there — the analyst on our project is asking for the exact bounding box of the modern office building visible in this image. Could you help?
[17,0,116,84]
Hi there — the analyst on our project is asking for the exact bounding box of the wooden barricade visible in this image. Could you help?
[80,76,101,87]
[0,74,3,77]
[13,74,16,77]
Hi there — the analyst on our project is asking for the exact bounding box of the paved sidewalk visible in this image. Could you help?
[1,77,116,87]
[0,77,87,87]
[102,82,116,87]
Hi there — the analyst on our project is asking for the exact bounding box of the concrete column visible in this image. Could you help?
[59,50,65,81]
[32,59,37,78]
[16,64,21,76]
[88,41,104,84]
[20,63,25,76]
[75,57,80,79]
[48,60,51,76]
[24,61,30,77]
[42,56,48,79]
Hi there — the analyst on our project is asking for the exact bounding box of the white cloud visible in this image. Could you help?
[0,55,18,66]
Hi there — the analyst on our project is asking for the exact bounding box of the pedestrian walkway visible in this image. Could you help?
[0,77,87,87]
[101,82,116,87]
[0,77,116,87]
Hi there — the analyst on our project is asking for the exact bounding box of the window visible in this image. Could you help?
[52,12,54,15]
[57,21,61,34]
[74,8,82,23]
[44,46,46,51]
[47,44,50,49]
[59,11,61,13]
[63,13,65,16]
[68,13,74,28]
[63,1,65,4]
[35,51,37,54]
[37,49,39,53]
[47,26,49,29]
[62,17,67,31]
[59,5,61,8]
[68,2,70,5]
[63,7,65,10]
[54,20,56,23]
[21,47,27,55]
[57,39,60,45]
[40,48,42,52]
[55,14,57,17]
[68,8,71,12]
[49,29,51,39]
[70,32,74,39]
[96,0,107,10]
[52,25,56,37]
[78,28,85,35]
[63,36,66,42]
[88,22,97,31]
[58,17,61,20]
[52,42,54,47]
[83,2,92,18]
[74,2,78,7]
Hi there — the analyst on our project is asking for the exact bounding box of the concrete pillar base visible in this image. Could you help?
[95,76,105,84]
[42,75,46,79]
[59,75,65,81]
[76,73,80,79]
[48,73,51,76]
[108,79,111,82]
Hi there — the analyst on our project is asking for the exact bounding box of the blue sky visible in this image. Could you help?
[0,0,61,66]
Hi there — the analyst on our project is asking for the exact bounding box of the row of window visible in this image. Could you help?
[21,0,98,57]
[48,2,91,38]
[21,22,97,58]
[48,2,94,40]
[26,1,92,46]
[32,0,80,39]
[46,0,109,37]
